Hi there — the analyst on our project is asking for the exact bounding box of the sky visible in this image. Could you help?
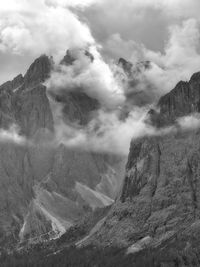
[0,0,200,86]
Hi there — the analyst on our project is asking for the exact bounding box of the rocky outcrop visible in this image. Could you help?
[61,49,94,66]
[120,138,161,202]
[118,58,133,75]
[50,90,99,126]
[13,85,54,136]
[23,55,52,89]
[158,72,200,124]
[0,74,24,92]
[83,69,200,267]
[0,52,126,249]
[118,58,151,76]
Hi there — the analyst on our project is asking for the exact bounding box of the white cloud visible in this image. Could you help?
[0,0,95,60]
[46,0,101,9]
[53,107,152,155]
[98,0,200,19]
[108,18,200,99]
[1,0,200,155]
[177,114,200,130]
[46,48,125,109]
[0,124,27,144]
[104,33,144,62]
[144,19,200,94]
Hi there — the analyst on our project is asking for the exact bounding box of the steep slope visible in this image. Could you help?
[80,71,200,266]
[0,52,126,249]
[158,72,200,124]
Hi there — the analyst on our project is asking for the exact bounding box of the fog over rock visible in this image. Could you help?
[0,50,128,248]
[76,70,200,267]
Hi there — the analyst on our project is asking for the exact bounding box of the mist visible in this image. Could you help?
[1,0,200,155]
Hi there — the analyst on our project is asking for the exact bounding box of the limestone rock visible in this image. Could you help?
[85,68,200,261]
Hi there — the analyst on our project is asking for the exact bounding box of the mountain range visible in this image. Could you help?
[1,50,200,267]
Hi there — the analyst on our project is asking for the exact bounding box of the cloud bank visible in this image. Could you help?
[45,49,124,109]
[0,124,27,145]
[0,0,95,61]
[1,0,200,155]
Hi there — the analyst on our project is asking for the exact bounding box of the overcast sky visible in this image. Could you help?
[0,0,200,89]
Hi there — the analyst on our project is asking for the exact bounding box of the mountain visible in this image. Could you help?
[0,52,126,250]
[117,57,155,107]
[73,70,200,266]
[2,54,200,267]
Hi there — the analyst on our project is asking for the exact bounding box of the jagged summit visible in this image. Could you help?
[153,71,200,126]
[60,49,94,66]
[2,49,200,266]
[118,58,133,74]
[118,57,151,76]
[0,74,24,92]
[23,54,52,89]
[0,51,126,250]
[74,67,200,267]
[189,71,200,82]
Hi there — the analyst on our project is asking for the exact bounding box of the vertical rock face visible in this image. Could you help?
[85,70,200,264]
[0,74,24,92]
[158,72,200,123]
[118,58,133,75]
[60,49,94,66]
[50,89,99,126]
[0,55,55,248]
[120,138,161,202]
[13,85,54,136]
[0,52,126,248]
[23,55,52,89]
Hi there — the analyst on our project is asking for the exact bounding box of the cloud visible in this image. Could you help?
[52,105,200,155]
[177,114,200,130]
[104,18,200,101]
[0,0,95,60]
[1,0,200,156]
[0,124,27,145]
[103,33,144,62]
[46,0,101,9]
[44,14,200,155]
[46,48,125,109]
[52,107,151,155]
[96,0,200,20]
[144,18,200,93]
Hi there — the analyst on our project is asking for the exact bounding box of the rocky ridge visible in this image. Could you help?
[0,52,126,250]
[75,69,200,266]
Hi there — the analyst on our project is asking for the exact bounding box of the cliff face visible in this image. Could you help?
[158,72,200,124]
[81,71,200,266]
[0,52,126,249]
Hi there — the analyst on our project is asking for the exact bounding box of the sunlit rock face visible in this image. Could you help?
[0,52,126,249]
[83,71,200,266]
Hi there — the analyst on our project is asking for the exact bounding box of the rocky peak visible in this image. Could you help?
[189,71,200,83]
[60,50,76,66]
[60,49,94,66]
[118,58,133,75]
[158,72,200,123]
[23,54,52,89]
[135,60,151,72]
[82,68,200,253]
[0,74,24,92]
[118,58,151,76]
